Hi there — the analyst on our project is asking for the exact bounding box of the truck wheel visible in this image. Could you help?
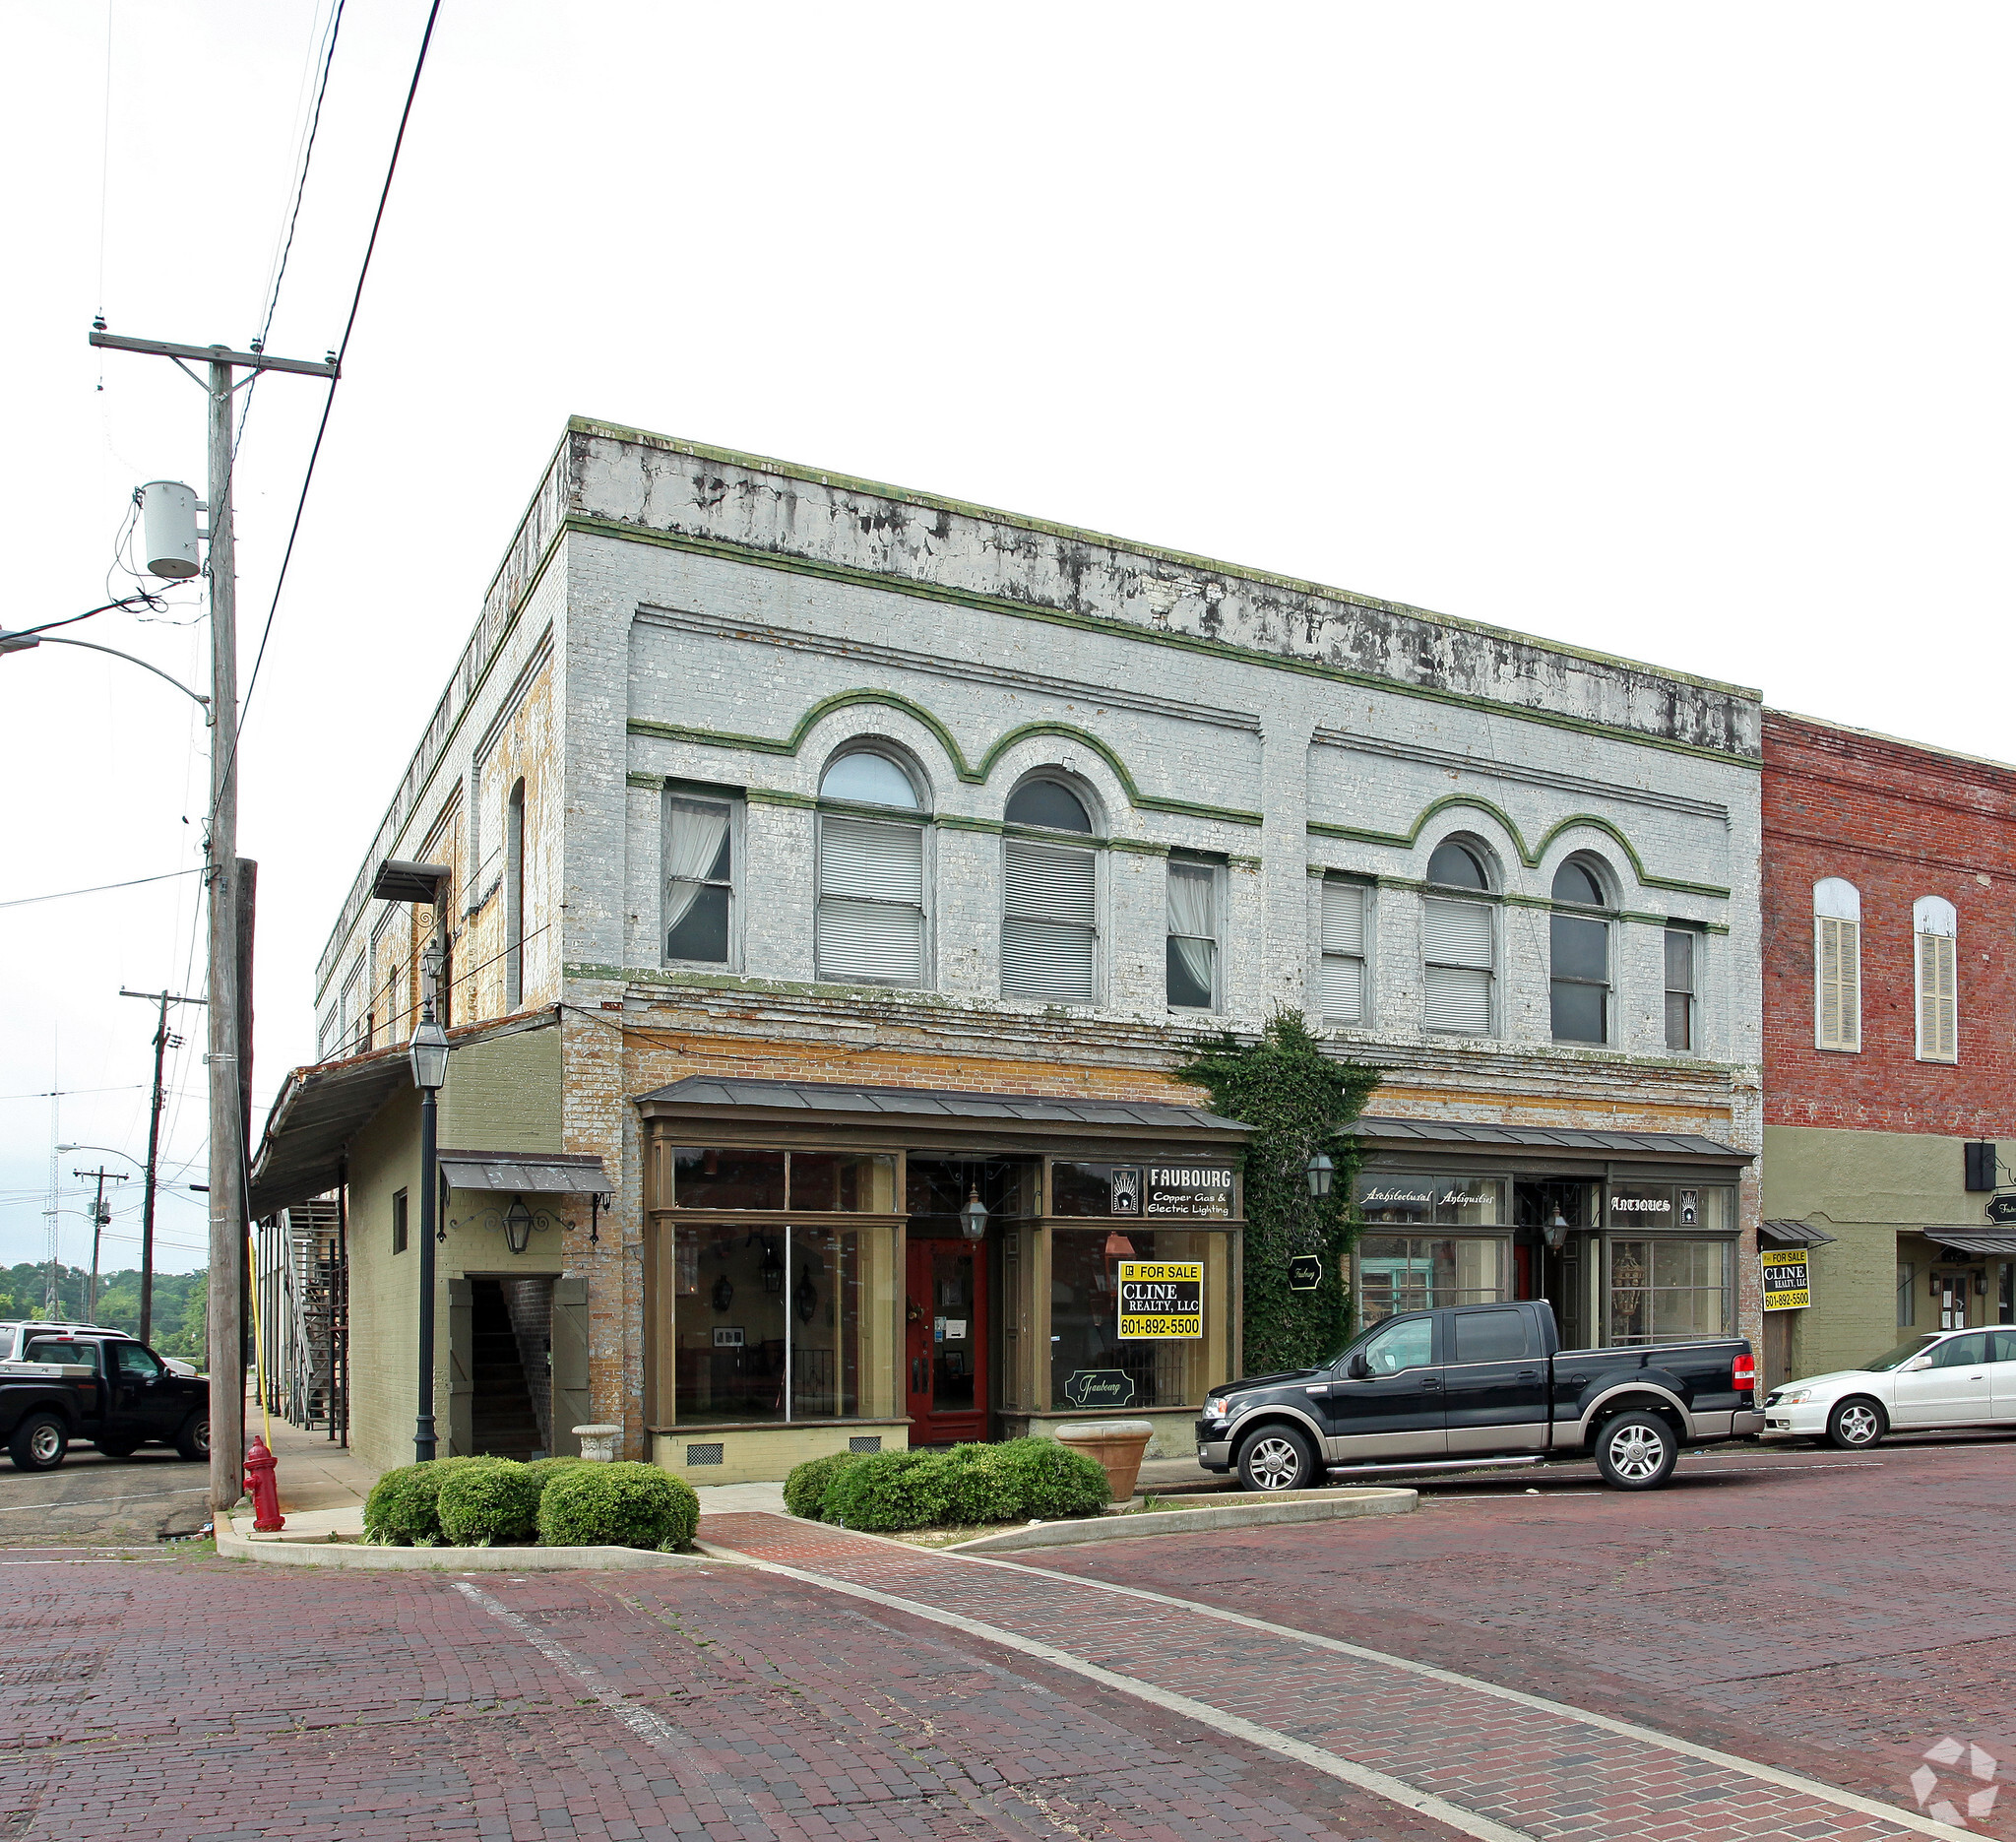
[175,1412,210,1463]
[1236,1424,1320,1493]
[1594,1412,1677,1490]
[1827,1397,1885,1450]
[10,1411,69,1472]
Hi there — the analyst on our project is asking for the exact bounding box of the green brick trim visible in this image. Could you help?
[1109,838,1172,857]
[1305,795,1731,900]
[1228,854,1262,870]
[629,688,1263,828]
[580,511,1759,769]
[1358,873,1731,931]
[745,787,816,809]
[625,771,663,791]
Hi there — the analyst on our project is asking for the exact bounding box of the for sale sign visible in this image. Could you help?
[1761,1248,1811,1311]
[1117,1259,1204,1339]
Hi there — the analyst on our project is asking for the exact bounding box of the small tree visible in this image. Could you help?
[1175,1011,1382,1375]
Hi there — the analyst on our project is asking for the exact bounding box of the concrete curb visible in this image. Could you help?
[214,1528,710,1570]
[943,1486,1418,1553]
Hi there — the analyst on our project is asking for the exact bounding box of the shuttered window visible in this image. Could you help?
[1321,880,1367,1023]
[816,816,925,986]
[1915,897,1957,1063]
[1815,917,1860,1050]
[1423,897,1492,1035]
[1003,841,1096,1002]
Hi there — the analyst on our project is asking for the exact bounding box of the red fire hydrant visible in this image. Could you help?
[243,1435,284,1533]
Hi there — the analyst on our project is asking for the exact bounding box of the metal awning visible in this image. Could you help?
[1922,1229,2016,1257]
[1760,1219,1839,1246]
[440,1151,610,1195]
[1353,1116,1752,1163]
[635,1075,1247,1142]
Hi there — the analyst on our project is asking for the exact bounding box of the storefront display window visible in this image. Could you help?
[663,1147,897,1212]
[659,1221,897,1425]
[1356,1236,1510,1323]
[1608,1238,1732,1344]
[1048,1227,1232,1411]
[1355,1174,1507,1227]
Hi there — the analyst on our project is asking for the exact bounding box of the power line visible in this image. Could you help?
[223,0,442,799]
[0,867,204,912]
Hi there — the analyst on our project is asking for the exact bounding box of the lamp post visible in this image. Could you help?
[408,941,450,1463]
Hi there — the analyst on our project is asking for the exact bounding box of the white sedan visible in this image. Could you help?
[1762,1327,2016,1448]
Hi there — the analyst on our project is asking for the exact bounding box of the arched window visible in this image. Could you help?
[815,749,927,986]
[504,779,526,1010]
[1813,877,1861,1051]
[1915,895,1957,1063]
[1549,856,1611,1045]
[1421,839,1494,1035]
[1002,776,1098,1002]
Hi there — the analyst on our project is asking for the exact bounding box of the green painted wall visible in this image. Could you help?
[345,1025,566,1476]
[1763,1123,1984,1380]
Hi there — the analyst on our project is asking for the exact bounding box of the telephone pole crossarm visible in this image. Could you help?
[88,330,338,380]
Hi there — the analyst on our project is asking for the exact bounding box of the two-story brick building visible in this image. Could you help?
[1760,711,2016,1386]
[249,418,1766,1484]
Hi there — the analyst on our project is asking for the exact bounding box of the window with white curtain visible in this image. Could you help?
[1423,841,1494,1035]
[1002,778,1098,1002]
[1915,894,1958,1063]
[1321,879,1367,1024]
[815,751,927,986]
[1166,859,1220,1010]
[662,792,736,965]
[1813,877,1861,1051]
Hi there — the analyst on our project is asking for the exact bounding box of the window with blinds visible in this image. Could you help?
[1915,895,1958,1063]
[1321,880,1367,1023]
[816,815,925,985]
[1423,897,1492,1034]
[1813,878,1861,1051]
[1003,840,1096,1002]
[1664,927,1696,1052]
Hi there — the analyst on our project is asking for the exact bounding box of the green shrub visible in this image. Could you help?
[438,1459,542,1546]
[525,1454,589,1494]
[362,1455,493,1546]
[822,1450,956,1532]
[537,1461,699,1550]
[986,1438,1109,1519]
[939,1444,1023,1525]
[783,1450,864,1521]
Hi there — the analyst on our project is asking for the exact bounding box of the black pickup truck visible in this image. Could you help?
[0,1330,210,1471]
[1196,1300,1760,1492]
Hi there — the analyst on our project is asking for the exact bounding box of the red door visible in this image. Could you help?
[906,1239,987,1444]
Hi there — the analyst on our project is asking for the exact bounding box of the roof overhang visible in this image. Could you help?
[248,1010,558,1218]
[1922,1229,2016,1257]
[440,1151,610,1195]
[1760,1219,1839,1246]
[1353,1116,1752,1166]
[634,1076,1248,1154]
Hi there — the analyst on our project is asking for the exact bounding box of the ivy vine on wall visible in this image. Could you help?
[1174,1010,1383,1377]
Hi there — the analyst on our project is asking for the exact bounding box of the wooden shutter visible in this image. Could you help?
[1816,916,1860,1050]
[1918,929,1956,1061]
[817,817,924,985]
[1003,841,1096,1001]
[1423,897,1491,1035]
[1321,881,1365,1022]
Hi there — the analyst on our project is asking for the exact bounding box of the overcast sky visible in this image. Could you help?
[3,2,2011,1277]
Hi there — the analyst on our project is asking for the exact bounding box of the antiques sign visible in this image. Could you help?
[1117,1259,1204,1338]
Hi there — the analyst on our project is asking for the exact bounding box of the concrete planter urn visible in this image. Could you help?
[573,1424,621,1463]
[1054,1419,1155,1504]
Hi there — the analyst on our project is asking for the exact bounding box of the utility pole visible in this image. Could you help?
[72,1168,128,1320]
[89,329,337,1515]
[120,987,205,1347]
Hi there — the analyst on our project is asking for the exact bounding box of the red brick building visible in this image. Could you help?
[1761,710,2016,1383]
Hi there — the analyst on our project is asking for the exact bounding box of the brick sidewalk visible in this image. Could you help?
[698,1510,1970,1842]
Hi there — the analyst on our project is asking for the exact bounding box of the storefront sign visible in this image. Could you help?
[1063,1368,1137,1408]
[1289,1253,1323,1291]
[1108,1164,1235,1219]
[1761,1248,1811,1311]
[1609,1184,1706,1228]
[1987,1194,2016,1225]
[1117,1259,1205,1337]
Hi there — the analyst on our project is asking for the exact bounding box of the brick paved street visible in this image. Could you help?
[0,1436,2009,1840]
